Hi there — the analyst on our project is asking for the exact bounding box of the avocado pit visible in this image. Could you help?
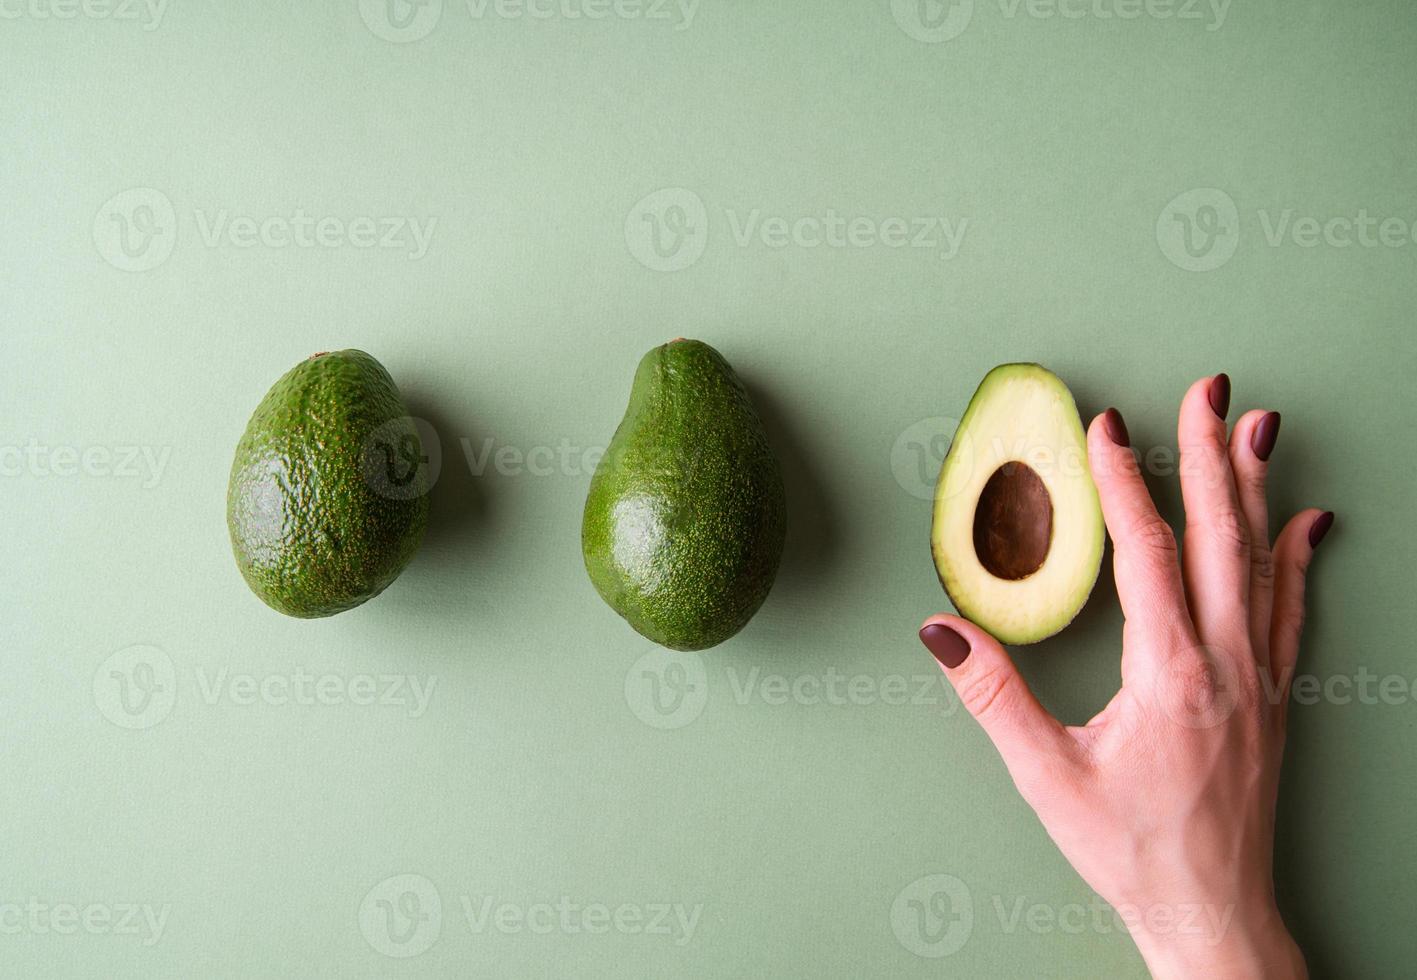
[972,461,1053,581]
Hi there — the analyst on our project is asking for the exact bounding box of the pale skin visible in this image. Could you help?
[919,375,1332,979]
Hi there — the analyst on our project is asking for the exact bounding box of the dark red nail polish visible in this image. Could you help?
[1308,511,1335,549]
[920,623,971,669]
[1208,374,1231,420]
[1103,407,1130,448]
[1251,411,1281,461]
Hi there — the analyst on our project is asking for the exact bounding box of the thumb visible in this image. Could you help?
[919,615,1076,785]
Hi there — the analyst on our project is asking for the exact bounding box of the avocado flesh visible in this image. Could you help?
[931,363,1104,645]
[582,339,786,651]
[227,350,429,618]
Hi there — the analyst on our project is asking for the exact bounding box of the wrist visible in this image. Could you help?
[1130,900,1304,980]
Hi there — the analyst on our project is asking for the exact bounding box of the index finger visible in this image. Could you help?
[1086,408,1196,651]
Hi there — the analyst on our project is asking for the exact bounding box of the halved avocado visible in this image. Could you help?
[931,364,1104,645]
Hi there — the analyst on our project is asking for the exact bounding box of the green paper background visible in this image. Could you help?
[2,1,1413,975]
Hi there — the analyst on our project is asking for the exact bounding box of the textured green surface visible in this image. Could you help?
[1,2,1415,977]
[227,349,429,618]
[582,339,786,651]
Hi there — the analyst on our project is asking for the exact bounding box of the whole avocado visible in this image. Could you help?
[227,350,429,618]
[582,339,786,651]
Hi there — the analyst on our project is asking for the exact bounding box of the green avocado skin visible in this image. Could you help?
[227,350,429,618]
[582,340,787,651]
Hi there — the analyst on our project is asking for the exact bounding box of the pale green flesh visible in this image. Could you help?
[931,363,1105,645]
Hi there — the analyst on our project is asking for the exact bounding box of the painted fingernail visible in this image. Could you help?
[1308,511,1335,549]
[1103,407,1130,448]
[920,623,971,669]
[1208,373,1231,420]
[1251,411,1282,461]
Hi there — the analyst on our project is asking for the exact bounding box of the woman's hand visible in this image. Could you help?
[919,374,1333,979]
